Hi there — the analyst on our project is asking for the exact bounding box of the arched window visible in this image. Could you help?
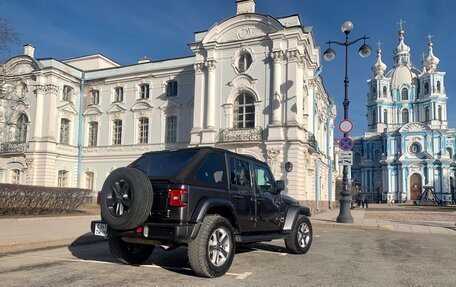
[437,81,441,92]
[383,109,388,124]
[424,82,429,95]
[234,92,255,128]
[438,106,442,121]
[16,114,28,143]
[60,118,70,144]
[447,147,453,158]
[402,109,409,124]
[238,52,252,73]
[88,122,98,146]
[425,106,430,122]
[11,169,20,184]
[138,117,149,144]
[401,88,408,101]
[382,86,387,97]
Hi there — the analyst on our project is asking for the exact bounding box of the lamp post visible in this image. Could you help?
[323,21,372,223]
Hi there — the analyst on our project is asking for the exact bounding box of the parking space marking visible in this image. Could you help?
[248,248,288,256]
[40,256,253,280]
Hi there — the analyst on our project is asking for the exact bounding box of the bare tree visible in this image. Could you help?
[0,18,19,62]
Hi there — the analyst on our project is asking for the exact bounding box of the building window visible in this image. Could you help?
[90,89,99,105]
[372,110,376,125]
[401,88,408,101]
[165,116,177,143]
[438,106,442,121]
[354,152,362,164]
[425,106,430,122]
[11,169,20,184]
[372,86,376,95]
[383,109,388,124]
[58,170,69,187]
[60,118,70,144]
[85,172,94,190]
[382,86,387,97]
[166,81,178,97]
[88,121,98,146]
[138,117,149,144]
[16,114,28,143]
[238,52,252,73]
[140,84,149,99]
[402,109,409,124]
[234,92,255,129]
[63,85,73,102]
[424,82,429,95]
[113,119,122,145]
[437,81,441,92]
[114,87,123,102]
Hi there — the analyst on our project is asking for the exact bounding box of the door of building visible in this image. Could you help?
[410,173,422,200]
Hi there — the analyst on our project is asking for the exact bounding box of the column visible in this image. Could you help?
[33,84,45,139]
[205,60,216,130]
[285,50,304,125]
[190,62,205,145]
[271,51,283,125]
[44,84,59,140]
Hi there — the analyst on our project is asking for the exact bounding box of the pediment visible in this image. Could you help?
[58,103,78,115]
[228,74,257,87]
[202,14,283,44]
[131,101,153,112]
[107,103,127,114]
[83,106,102,116]
[399,122,430,133]
[4,56,41,75]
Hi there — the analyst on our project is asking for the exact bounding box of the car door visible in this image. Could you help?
[253,163,282,232]
[228,156,256,232]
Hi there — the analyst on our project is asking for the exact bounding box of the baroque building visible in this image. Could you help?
[352,26,456,202]
[0,0,337,210]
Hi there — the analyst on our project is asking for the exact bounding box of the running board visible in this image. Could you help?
[235,232,289,243]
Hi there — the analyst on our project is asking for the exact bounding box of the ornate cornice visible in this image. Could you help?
[34,84,46,94]
[206,60,217,71]
[45,84,59,95]
[286,50,301,62]
[272,51,284,64]
[194,62,205,74]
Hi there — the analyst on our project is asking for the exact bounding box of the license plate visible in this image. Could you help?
[94,223,108,237]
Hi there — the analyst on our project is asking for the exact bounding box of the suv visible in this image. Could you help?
[91,147,312,277]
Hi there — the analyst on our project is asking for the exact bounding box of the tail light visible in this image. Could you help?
[169,187,188,207]
[96,191,101,205]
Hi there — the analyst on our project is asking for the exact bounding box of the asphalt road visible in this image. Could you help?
[0,228,455,287]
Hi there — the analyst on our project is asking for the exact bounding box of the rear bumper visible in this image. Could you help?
[90,220,200,243]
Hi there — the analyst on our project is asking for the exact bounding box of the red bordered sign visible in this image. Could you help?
[338,136,354,151]
[339,119,354,134]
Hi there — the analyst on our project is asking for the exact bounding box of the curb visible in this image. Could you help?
[0,215,99,223]
[0,234,104,255]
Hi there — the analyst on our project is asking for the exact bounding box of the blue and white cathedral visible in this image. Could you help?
[351,26,456,203]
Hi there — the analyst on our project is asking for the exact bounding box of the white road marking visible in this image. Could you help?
[40,256,253,280]
[315,235,320,238]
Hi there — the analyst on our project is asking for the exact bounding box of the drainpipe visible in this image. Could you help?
[326,99,335,208]
[313,66,323,210]
[76,72,85,188]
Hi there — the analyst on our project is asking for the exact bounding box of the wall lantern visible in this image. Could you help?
[285,162,293,172]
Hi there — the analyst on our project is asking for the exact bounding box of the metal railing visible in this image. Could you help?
[217,127,263,143]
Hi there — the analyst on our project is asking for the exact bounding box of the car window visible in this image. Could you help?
[132,150,197,177]
[229,157,251,187]
[195,153,225,185]
[254,164,274,193]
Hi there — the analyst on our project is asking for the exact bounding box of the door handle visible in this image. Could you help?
[232,195,244,199]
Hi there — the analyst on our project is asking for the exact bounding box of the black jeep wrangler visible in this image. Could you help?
[91,147,312,277]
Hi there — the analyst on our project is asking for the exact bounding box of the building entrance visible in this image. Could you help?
[410,173,422,200]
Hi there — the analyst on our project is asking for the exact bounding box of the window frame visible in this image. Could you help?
[114,87,124,102]
[16,114,28,143]
[402,109,409,124]
[401,88,408,101]
[166,81,178,97]
[60,118,70,144]
[113,119,122,145]
[139,84,150,100]
[90,89,100,105]
[138,117,149,144]
[88,121,98,146]
[238,52,252,73]
[233,92,255,129]
[63,85,73,102]
[11,169,20,184]
[165,116,177,143]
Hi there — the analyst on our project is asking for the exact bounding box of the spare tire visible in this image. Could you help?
[100,167,153,230]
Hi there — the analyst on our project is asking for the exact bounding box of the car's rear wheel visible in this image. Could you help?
[100,167,153,230]
[188,215,235,278]
[109,235,154,265]
[285,215,312,254]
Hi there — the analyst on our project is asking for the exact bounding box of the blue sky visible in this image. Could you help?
[1,0,454,137]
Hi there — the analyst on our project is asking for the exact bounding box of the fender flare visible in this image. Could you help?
[283,205,311,231]
[191,198,240,230]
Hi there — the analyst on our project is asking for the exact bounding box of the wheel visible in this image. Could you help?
[109,235,154,265]
[100,167,153,230]
[285,215,312,254]
[188,215,235,278]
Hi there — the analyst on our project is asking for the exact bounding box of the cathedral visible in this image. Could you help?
[351,25,456,203]
[0,0,336,210]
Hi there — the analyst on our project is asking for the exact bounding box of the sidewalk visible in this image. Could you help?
[0,215,101,254]
[311,205,456,236]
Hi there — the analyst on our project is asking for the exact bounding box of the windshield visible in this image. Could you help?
[131,150,198,178]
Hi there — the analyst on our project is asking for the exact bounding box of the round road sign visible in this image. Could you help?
[339,120,354,133]
[338,137,354,151]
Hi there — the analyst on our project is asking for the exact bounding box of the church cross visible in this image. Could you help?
[377,41,383,50]
[426,33,435,43]
[397,19,406,30]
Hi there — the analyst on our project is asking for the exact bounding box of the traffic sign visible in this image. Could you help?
[338,151,353,166]
[338,137,354,151]
[339,119,354,133]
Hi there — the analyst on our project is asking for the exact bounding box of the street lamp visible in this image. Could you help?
[323,20,372,223]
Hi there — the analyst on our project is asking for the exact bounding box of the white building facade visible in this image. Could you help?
[0,0,337,210]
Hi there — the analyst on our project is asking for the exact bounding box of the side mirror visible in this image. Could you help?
[275,180,285,193]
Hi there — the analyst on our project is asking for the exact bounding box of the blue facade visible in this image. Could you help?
[352,28,456,202]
